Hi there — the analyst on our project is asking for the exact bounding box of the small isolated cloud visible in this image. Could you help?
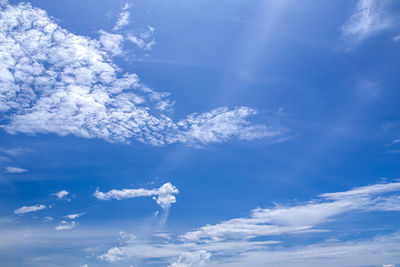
[14,204,46,215]
[64,213,85,220]
[95,182,179,209]
[55,220,76,231]
[53,190,69,200]
[169,250,211,267]
[113,3,131,31]
[5,166,27,173]
[341,0,394,47]
[393,34,400,41]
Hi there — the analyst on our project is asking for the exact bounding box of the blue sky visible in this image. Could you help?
[1,0,400,266]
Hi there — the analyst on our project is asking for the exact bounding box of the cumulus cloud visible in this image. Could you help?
[53,190,69,200]
[341,0,395,46]
[169,250,211,267]
[5,166,27,173]
[0,1,279,146]
[14,204,46,215]
[95,182,179,209]
[113,3,131,31]
[55,220,76,231]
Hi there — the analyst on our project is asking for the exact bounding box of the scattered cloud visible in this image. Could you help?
[113,3,131,31]
[341,0,395,47]
[393,34,400,41]
[0,1,280,147]
[5,166,28,173]
[53,190,69,200]
[14,204,46,215]
[95,182,179,209]
[169,250,211,267]
[64,213,85,220]
[98,181,400,265]
[55,221,76,231]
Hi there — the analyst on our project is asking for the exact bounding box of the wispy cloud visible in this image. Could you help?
[341,0,395,47]
[14,204,46,215]
[113,3,131,31]
[182,181,400,242]
[55,221,76,231]
[0,2,281,146]
[5,166,28,173]
[95,182,179,209]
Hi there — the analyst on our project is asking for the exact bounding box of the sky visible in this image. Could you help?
[0,0,400,266]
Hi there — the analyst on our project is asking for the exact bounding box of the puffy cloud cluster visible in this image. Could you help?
[94,182,179,209]
[169,250,211,267]
[54,190,69,200]
[0,1,278,146]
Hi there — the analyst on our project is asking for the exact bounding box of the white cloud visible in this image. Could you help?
[113,3,131,31]
[181,181,400,242]
[5,166,27,173]
[53,190,69,200]
[0,1,279,146]
[98,181,400,265]
[341,0,394,45]
[55,221,76,231]
[393,34,400,41]
[98,30,124,56]
[14,204,46,215]
[95,182,179,209]
[169,250,211,267]
[64,213,85,220]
